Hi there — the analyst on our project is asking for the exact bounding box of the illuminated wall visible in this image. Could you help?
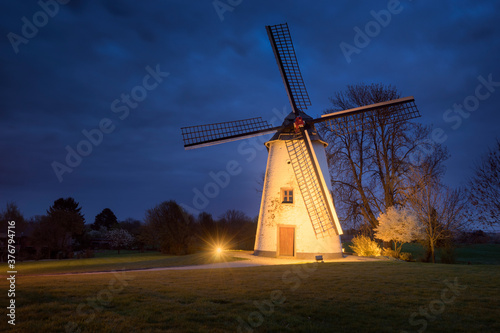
[253,136,342,259]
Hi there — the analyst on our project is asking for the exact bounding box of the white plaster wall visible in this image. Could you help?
[254,138,342,256]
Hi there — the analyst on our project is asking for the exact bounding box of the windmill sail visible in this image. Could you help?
[285,129,343,237]
[181,117,281,150]
[267,22,344,238]
[267,23,311,114]
[315,96,420,135]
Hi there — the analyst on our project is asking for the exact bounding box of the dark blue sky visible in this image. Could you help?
[1,0,499,224]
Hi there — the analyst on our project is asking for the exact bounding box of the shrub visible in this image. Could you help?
[382,248,398,258]
[351,235,382,256]
[382,248,413,261]
[399,252,413,262]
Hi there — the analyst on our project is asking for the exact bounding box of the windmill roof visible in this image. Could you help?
[266,111,328,148]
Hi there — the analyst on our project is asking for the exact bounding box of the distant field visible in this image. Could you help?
[12,250,242,275]
[3,260,499,332]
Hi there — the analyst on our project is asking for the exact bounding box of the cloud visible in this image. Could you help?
[1,0,499,222]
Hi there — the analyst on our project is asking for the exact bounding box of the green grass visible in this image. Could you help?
[453,244,500,265]
[344,242,500,265]
[12,251,243,275]
[401,243,500,264]
[2,260,499,332]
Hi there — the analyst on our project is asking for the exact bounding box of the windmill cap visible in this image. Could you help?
[265,111,328,148]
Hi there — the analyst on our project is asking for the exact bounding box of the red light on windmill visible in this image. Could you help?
[294,117,304,132]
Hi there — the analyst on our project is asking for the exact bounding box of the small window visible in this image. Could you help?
[282,188,293,204]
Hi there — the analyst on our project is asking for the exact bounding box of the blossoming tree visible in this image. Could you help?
[374,207,424,256]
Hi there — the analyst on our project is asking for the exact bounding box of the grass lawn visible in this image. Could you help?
[401,243,500,265]
[452,244,500,265]
[2,259,499,332]
[12,250,243,275]
[344,242,500,265]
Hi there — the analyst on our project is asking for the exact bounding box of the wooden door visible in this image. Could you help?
[279,227,295,256]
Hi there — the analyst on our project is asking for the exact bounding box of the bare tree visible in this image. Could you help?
[218,210,256,250]
[468,139,500,229]
[320,83,447,230]
[404,162,467,263]
[141,201,194,255]
[0,203,26,262]
[0,202,26,230]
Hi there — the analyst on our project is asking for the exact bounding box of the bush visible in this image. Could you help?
[382,248,413,261]
[382,248,398,258]
[399,252,413,262]
[351,235,382,256]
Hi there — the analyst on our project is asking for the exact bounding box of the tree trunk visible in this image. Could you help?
[430,240,435,263]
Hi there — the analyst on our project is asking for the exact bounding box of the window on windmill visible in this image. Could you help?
[281,188,293,204]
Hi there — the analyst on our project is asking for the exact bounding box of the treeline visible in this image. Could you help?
[0,199,256,261]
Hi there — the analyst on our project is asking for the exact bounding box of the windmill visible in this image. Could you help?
[181,23,420,259]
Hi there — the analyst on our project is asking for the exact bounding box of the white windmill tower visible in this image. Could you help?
[181,23,420,259]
